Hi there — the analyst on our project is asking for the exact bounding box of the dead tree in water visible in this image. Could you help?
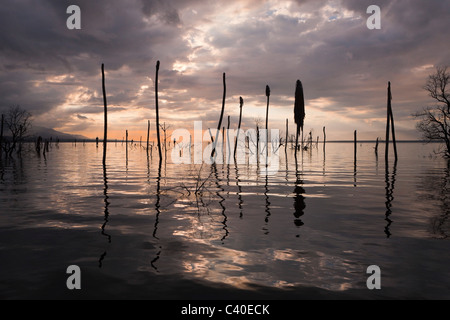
[155,61,163,162]
[36,136,42,155]
[265,85,271,162]
[147,120,150,154]
[285,119,289,153]
[375,137,379,157]
[4,106,32,157]
[294,80,305,152]
[211,73,227,159]
[102,63,108,166]
[385,82,398,162]
[234,97,244,159]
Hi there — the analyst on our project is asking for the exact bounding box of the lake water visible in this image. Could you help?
[0,141,449,299]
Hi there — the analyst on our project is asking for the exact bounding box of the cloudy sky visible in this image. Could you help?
[1,0,449,141]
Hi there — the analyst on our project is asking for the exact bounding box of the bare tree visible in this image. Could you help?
[4,106,32,156]
[159,122,172,152]
[414,66,450,157]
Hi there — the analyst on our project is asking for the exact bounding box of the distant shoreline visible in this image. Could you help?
[13,139,441,144]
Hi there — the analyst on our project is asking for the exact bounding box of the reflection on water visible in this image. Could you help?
[1,142,450,299]
[421,160,450,239]
[293,152,306,229]
[384,160,397,238]
[98,163,111,268]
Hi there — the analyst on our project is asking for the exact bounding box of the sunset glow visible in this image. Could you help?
[1,0,449,141]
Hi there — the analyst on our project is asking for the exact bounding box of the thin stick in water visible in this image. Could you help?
[211,73,226,158]
[102,64,108,166]
[234,97,244,159]
[388,82,398,161]
[155,61,163,162]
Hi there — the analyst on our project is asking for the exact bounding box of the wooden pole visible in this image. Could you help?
[385,82,391,163]
[102,64,108,166]
[285,119,288,153]
[354,130,357,163]
[163,122,167,153]
[155,61,162,162]
[212,73,226,158]
[375,137,379,157]
[227,115,231,160]
[234,97,244,158]
[388,82,398,162]
[147,120,150,153]
[265,85,270,163]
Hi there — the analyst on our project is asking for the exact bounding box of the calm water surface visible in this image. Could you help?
[0,142,449,299]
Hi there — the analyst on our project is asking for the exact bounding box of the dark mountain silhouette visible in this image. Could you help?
[28,126,89,142]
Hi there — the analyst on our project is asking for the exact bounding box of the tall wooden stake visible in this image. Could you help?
[155,61,162,162]
[265,85,270,164]
[385,81,398,162]
[388,83,398,161]
[102,64,108,166]
[227,115,231,160]
[354,130,357,163]
[285,119,289,153]
[375,137,379,157]
[234,97,244,159]
[147,120,150,153]
[211,73,226,158]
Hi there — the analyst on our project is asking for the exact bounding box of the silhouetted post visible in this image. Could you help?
[102,64,108,166]
[211,73,226,159]
[227,115,231,160]
[375,137,379,157]
[126,130,128,161]
[285,119,289,153]
[234,97,244,159]
[388,82,398,162]
[0,114,3,158]
[294,80,305,152]
[354,130,357,163]
[147,120,150,153]
[323,126,326,148]
[96,137,99,148]
[155,61,163,163]
[309,131,313,148]
[265,85,270,164]
[36,136,42,155]
[163,122,167,153]
[256,124,260,157]
[385,81,398,162]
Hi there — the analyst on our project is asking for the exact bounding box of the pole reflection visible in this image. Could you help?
[294,150,306,232]
[150,159,163,271]
[99,162,111,268]
[212,163,229,243]
[384,159,397,238]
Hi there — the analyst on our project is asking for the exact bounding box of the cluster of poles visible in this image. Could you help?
[99,62,397,166]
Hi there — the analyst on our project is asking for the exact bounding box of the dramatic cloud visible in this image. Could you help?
[0,0,449,140]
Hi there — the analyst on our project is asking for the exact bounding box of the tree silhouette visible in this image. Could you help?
[414,66,450,158]
[4,106,32,156]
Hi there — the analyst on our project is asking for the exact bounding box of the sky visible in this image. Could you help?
[1,0,449,141]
